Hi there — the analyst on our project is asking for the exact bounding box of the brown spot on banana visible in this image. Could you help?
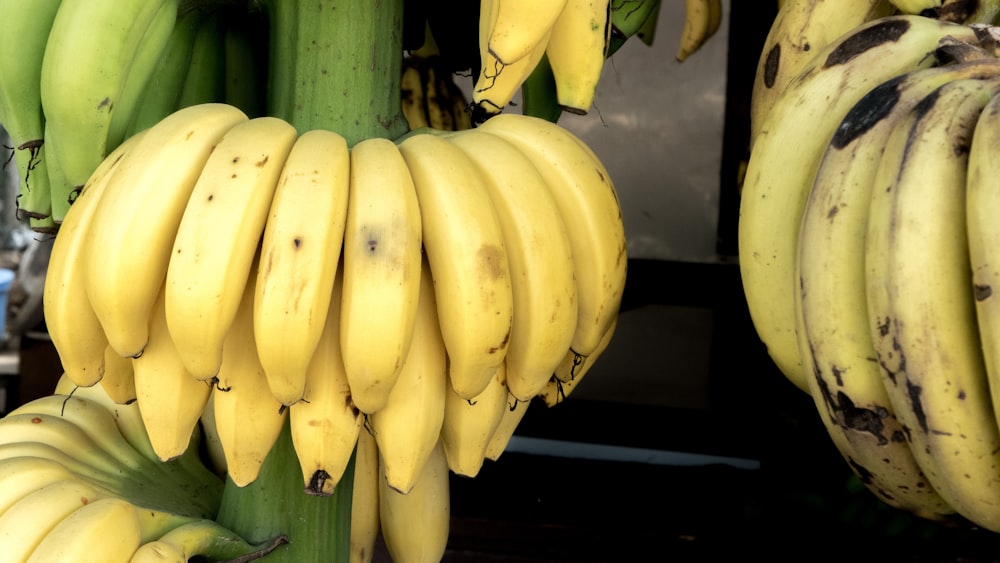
[763,43,781,89]
[824,19,911,68]
[975,283,992,300]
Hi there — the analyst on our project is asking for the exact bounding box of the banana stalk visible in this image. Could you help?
[213,0,407,560]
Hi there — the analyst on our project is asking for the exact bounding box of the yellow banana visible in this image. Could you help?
[368,259,447,494]
[397,132,513,400]
[166,116,297,380]
[26,497,142,563]
[85,103,248,360]
[254,128,350,406]
[484,392,531,461]
[100,344,137,405]
[289,269,363,496]
[350,428,380,563]
[540,316,617,406]
[544,0,611,114]
[0,457,78,515]
[378,439,450,563]
[676,0,723,62]
[0,478,108,561]
[449,129,577,402]
[441,361,509,477]
[486,0,568,65]
[339,137,423,414]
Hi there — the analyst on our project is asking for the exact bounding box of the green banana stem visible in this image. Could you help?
[215,0,407,560]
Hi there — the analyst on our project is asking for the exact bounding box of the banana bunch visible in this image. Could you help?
[472,0,723,121]
[0,375,281,562]
[38,100,625,558]
[741,12,1000,531]
[0,0,268,232]
[401,54,474,131]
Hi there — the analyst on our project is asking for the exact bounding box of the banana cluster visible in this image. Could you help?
[0,0,269,233]
[0,376,283,562]
[471,0,723,119]
[741,12,1000,531]
[401,54,474,131]
[39,101,626,559]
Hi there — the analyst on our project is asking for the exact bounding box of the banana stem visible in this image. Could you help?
[215,0,407,559]
[262,0,409,144]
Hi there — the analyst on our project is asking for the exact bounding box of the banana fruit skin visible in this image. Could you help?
[165,116,297,380]
[339,138,423,414]
[676,0,723,62]
[865,76,1000,531]
[378,439,450,563]
[28,497,143,563]
[750,0,896,147]
[254,129,350,407]
[544,0,611,114]
[794,62,1000,520]
[484,0,569,65]
[738,15,979,394]
[398,132,514,400]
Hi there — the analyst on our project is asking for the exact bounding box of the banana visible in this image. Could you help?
[890,0,942,12]
[0,0,62,221]
[255,129,350,407]
[401,59,431,129]
[0,478,107,562]
[212,264,288,488]
[198,389,228,477]
[448,129,578,401]
[128,519,264,563]
[132,283,213,462]
[749,0,896,148]
[865,77,1000,532]
[544,0,611,114]
[0,457,78,515]
[485,0,569,65]
[85,103,248,360]
[607,0,661,56]
[378,439,450,563]
[476,113,627,362]
[539,316,617,407]
[368,258,447,494]
[424,62,470,130]
[968,73,1000,462]
[105,0,179,152]
[397,132,513,400]
[40,0,179,222]
[738,15,979,394]
[350,428,380,563]
[675,0,723,62]
[289,269,363,496]
[124,6,208,138]
[26,497,142,563]
[101,344,138,405]
[484,392,531,461]
[339,138,422,413]
[520,52,563,123]
[441,361,509,477]
[43,130,144,387]
[175,10,228,109]
[794,63,1000,520]
[166,116,297,380]
[473,0,553,118]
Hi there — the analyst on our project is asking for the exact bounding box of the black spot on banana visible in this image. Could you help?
[824,19,912,68]
[831,75,906,149]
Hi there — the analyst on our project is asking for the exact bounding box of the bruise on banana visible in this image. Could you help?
[808,351,898,446]
[821,18,911,69]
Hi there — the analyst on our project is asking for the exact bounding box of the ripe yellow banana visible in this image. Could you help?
[339,137,423,414]
[0,457,78,515]
[128,518,263,563]
[289,269,363,496]
[85,103,248,360]
[441,361,509,477]
[473,0,553,118]
[865,77,1000,532]
[378,439,450,563]
[676,0,723,62]
[0,478,107,561]
[397,132,513,400]
[738,15,979,394]
[101,344,137,405]
[368,259,447,494]
[212,266,288,488]
[794,63,1000,520]
[43,130,143,387]
[166,116,297,380]
[484,392,531,461]
[890,0,941,12]
[544,0,611,114]
[449,129,578,401]
[26,497,142,563]
[486,0,568,65]
[749,0,895,147]
[477,113,627,361]
[132,284,213,462]
[539,316,617,406]
[254,128,350,406]
[350,428,380,563]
